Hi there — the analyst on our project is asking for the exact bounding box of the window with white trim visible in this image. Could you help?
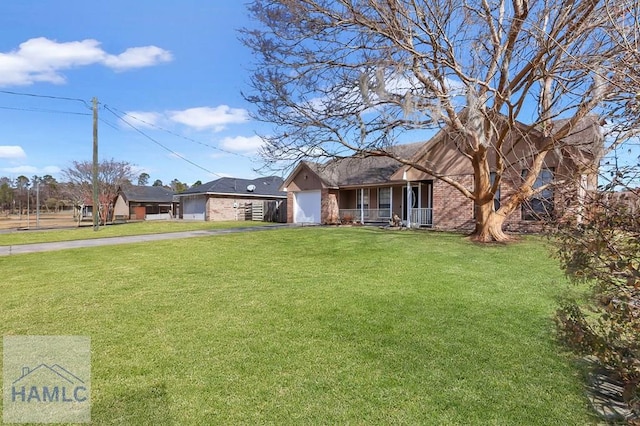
[356,188,369,209]
[378,187,391,218]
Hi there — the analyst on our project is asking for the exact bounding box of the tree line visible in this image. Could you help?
[0,159,199,221]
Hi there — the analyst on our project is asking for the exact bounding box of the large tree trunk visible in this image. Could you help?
[471,200,509,242]
[468,146,511,242]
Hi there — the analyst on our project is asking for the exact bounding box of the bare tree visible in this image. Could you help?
[242,0,640,241]
[62,159,136,225]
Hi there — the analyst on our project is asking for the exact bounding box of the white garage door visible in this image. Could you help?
[294,190,321,224]
[182,197,206,220]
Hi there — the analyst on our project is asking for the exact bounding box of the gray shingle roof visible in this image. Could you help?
[305,142,424,187]
[120,186,176,203]
[551,115,604,165]
[181,176,286,197]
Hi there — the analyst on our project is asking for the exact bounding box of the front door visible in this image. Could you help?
[133,206,146,220]
[402,186,418,221]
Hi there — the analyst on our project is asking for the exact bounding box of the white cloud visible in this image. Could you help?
[104,46,173,72]
[168,106,249,131]
[0,146,26,159]
[220,135,265,153]
[130,165,149,176]
[1,165,60,175]
[42,166,61,174]
[0,37,172,86]
[122,111,163,128]
[211,172,234,178]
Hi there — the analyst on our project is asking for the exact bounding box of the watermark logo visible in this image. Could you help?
[3,336,91,423]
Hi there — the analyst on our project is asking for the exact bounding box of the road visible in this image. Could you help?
[0,224,291,256]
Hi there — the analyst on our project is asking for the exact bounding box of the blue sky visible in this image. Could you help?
[1,2,637,189]
[0,1,268,186]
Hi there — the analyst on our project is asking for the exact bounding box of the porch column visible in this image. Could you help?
[418,182,422,226]
[406,180,411,228]
[389,186,393,220]
[360,188,364,224]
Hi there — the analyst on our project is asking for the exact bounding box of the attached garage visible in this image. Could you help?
[178,177,287,222]
[294,190,321,224]
[181,196,207,220]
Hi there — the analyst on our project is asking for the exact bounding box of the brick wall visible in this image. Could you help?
[322,189,339,224]
[286,192,295,223]
[206,197,246,221]
[432,175,475,231]
[205,196,284,222]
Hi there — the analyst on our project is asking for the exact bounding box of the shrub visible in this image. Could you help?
[553,191,639,418]
[341,213,354,224]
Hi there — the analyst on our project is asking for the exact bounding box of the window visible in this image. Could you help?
[522,168,554,220]
[356,188,369,209]
[378,187,391,218]
[491,172,501,211]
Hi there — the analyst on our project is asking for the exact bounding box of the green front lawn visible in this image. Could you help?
[0,220,270,246]
[0,228,595,424]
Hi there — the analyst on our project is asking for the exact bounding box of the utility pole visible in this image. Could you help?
[92,97,99,231]
[36,178,40,228]
[26,185,30,229]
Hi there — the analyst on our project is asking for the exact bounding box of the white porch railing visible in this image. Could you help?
[145,213,172,221]
[339,209,391,223]
[339,208,433,226]
[410,208,433,226]
[182,213,205,220]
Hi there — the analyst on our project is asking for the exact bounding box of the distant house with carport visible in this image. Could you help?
[178,176,287,222]
[113,185,178,221]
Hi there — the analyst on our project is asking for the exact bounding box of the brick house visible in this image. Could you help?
[113,186,178,221]
[177,176,287,222]
[281,116,602,232]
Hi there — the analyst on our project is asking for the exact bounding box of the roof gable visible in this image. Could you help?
[392,114,603,180]
[284,142,425,189]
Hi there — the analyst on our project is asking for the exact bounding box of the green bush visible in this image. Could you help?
[554,191,639,416]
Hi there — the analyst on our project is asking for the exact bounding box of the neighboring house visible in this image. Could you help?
[70,197,94,222]
[281,116,602,232]
[113,186,177,221]
[178,176,287,222]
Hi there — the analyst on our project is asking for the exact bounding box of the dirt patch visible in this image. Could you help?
[0,212,80,230]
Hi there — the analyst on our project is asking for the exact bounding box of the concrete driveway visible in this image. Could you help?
[0,224,291,256]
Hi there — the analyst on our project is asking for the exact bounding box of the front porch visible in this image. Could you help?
[339,208,433,227]
[337,181,433,227]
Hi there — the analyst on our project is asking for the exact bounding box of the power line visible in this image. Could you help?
[104,105,254,160]
[0,89,91,108]
[0,89,256,178]
[102,105,225,178]
[97,117,122,132]
[0,105,91,116]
